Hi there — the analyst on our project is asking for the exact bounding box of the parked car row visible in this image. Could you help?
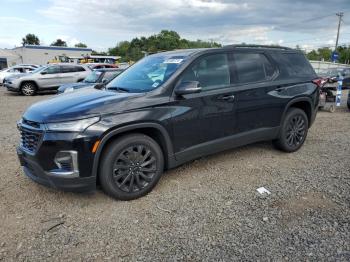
[4,64,91,95]
[2,63,124,96]
[57,68,124,94]
[0,64,39,84]
[318,67,350,89]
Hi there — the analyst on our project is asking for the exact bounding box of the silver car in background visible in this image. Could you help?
[0,65,38,85]
[4,64,91,96]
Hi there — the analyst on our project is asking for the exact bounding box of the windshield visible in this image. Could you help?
[107,55,186,93]
[84,71,102,83]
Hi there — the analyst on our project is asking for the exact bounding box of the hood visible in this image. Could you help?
[23,88,144,123]
[58,82,92,92]
[7,73,30,79]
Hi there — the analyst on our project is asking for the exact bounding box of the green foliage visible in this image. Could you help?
[51,39,67,47]
[108,30,221,61]
[337,45,350,64]
[22,34,40,46]
[306,45,350,64]
[74,42,87,48]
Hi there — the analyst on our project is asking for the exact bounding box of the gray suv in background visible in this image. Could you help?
[4,64,91,96]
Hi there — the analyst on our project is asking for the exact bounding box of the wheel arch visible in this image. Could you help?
[92,122,174,179]
[20,80,39,90]
[282,97,313,127]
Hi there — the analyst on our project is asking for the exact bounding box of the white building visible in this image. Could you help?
[0,45,92,69]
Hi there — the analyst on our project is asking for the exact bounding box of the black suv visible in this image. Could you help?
[17,45,320,200]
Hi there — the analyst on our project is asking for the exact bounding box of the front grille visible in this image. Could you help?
[19,127,42,154]
[22,119,41,129]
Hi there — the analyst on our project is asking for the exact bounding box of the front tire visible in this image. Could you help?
[99,133,164,200]
[21,82,37,96]
[273,108,308,152]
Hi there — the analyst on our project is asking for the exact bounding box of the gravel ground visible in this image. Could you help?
[0,89,349,261]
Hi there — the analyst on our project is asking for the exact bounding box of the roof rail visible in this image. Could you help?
[224,44,292,50]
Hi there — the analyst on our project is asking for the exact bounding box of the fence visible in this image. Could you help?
[310,60,350,74]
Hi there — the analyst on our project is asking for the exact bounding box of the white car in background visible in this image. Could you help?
[0,65,38,84]
[4,64,91,96]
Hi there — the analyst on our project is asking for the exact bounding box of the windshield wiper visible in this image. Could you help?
[107,86,130,93]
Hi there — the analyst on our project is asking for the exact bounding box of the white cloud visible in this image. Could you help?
[55,35,81,47]
[1,0,350,50]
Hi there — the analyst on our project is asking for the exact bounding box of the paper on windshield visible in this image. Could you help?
[164,59,183,64]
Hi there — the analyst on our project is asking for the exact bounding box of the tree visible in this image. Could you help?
[306,50,319,60]
[51,39,67,47]
[75,42,87,48]
[306,47,332,62]
[22,34,40,46]
[107,30,221,62]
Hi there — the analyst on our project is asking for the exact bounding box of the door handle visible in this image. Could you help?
[219,94,235,101]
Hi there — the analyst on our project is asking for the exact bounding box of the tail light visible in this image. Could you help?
[312,78,327,88]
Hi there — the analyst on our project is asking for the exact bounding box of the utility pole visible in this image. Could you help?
[335,12,344,50]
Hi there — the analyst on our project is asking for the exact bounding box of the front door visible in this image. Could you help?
[171,52,237,158]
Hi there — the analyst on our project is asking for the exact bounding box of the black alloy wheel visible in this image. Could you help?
[99,133,164,200]
[273,108,308,152]
[285,115,306,147]
[113,145,157,193]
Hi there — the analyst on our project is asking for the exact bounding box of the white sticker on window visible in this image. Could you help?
[152,82,160,88]
[164,59,183,64]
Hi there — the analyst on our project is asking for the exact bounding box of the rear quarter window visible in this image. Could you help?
[275,52,316,78]
[74,66,86,72]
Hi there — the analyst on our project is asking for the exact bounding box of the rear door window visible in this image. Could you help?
[232,53,275,84]
[60,66,76,73]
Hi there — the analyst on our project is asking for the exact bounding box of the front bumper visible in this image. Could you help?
[17,147,96,192]
[16,124,100,192]
[4,81,20,92]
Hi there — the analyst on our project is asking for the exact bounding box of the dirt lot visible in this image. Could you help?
[0,89,349,261]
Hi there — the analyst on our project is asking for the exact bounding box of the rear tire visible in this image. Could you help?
[273,108,308,152]
[99,133,164,200]
[21,82,37,96]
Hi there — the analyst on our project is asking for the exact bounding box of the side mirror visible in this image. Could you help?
[94,83,105,90]
[175,81,201,96]
[40,71,47,75]
[102,78,108,84]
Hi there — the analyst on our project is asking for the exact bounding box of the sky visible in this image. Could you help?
[0,0,349,52]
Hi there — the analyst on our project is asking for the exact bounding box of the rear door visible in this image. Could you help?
[37,65,61,88]
[171,52,237,154]
[230,51,283,133]
[60,65,79,84]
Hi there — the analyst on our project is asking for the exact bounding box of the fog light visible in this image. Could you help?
[50,151,79,177]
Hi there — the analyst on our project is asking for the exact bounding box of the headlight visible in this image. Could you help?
[45,116,100,132]
[64,87,74,93]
